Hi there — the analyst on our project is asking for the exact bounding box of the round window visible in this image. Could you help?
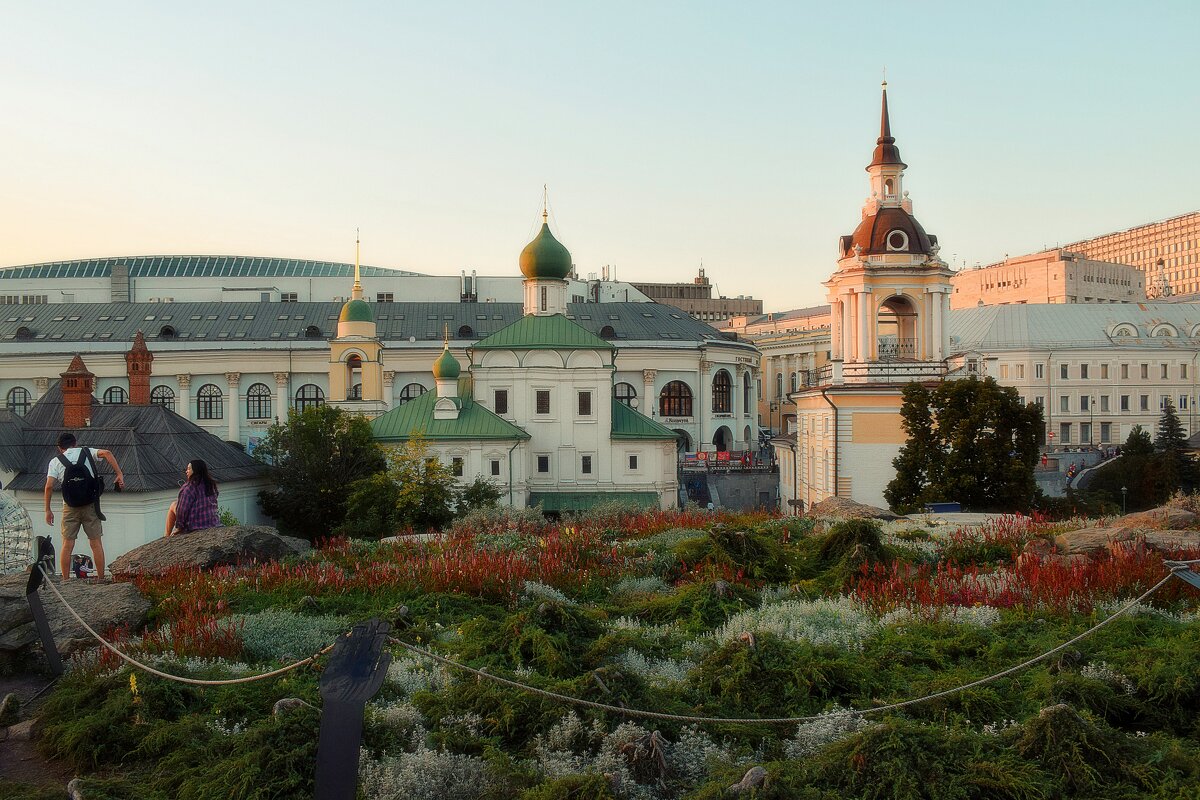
[887,230,908,251]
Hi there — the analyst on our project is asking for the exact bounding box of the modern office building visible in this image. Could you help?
[950,249,1144,308]
[1061,211,1200,298]
[631,267,763,325]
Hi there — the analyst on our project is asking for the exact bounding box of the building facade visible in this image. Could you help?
[632,267,763,325]
[1062,211,1200,299]
[950,249,1144,309]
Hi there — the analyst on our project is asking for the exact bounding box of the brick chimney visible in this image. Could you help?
[61,355,95,429]
[125,330,153,406]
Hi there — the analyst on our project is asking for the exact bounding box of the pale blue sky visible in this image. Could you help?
[0,2,1196,308]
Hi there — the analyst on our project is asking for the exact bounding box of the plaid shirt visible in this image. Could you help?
[175,480,220,533]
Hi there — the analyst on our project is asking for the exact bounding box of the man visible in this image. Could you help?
[44,433,125,580]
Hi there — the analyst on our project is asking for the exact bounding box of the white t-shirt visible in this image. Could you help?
[47,447,100,483]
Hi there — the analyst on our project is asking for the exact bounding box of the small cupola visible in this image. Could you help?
[432,339,462,420]
[337,232,376,337]
[520,204,573,317]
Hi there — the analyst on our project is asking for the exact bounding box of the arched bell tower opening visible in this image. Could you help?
[876,295,919,361]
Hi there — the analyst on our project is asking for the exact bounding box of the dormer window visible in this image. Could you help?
[886,230,909,251]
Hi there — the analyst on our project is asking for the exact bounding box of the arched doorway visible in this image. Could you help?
[673,428,692,453]
[877,295,919,360]
[713,425,732,453]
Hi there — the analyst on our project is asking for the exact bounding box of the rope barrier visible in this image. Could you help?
[389,573,1177,726]
[35,565,334,686]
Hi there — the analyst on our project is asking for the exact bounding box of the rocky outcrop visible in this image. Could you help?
[1054,526,1200,557]
[109,525,310,577]
[809,496,901,521]
[1114,507,1199,530]
[0,572,150,665]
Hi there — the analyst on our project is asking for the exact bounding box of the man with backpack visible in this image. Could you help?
[43,433,126,580]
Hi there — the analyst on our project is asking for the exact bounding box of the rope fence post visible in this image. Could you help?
[25,536,63,676]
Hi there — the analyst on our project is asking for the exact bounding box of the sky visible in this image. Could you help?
[0,1,1197,310]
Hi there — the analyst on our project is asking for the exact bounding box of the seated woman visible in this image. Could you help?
[165,459,221,537]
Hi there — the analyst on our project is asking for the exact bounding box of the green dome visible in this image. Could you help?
[339,298,373,323]
[519,222,573,280]
[432,346,460,379]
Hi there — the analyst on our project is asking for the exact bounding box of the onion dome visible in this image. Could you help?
[841,207,937,258]
[868,82,906,170]
[339,298,373,323]
[519,220,573,280]
[432,345,460,380]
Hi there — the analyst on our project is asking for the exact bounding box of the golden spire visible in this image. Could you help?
[542,184,548,224]
[352,227,363,300]
[443,322,449,347]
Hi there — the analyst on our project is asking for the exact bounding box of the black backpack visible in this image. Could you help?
[58,449,102,508]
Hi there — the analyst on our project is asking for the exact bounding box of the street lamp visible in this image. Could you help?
[1089,395,1095,447]
[1121,486,1128,514]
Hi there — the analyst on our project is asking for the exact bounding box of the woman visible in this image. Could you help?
[165,459,221,536]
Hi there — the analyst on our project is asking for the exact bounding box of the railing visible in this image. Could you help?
[841,361,946,384]
[801,364,833,387]
[878,337,917,361]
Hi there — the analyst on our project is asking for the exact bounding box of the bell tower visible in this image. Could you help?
[329,232,387,416]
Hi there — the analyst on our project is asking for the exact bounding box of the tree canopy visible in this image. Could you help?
[254,405,387,540]
[1089,407,1197,511]
[884,377,1043,513]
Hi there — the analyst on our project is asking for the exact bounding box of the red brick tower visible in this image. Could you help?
[61,355,95,429]
[126,330,153,406]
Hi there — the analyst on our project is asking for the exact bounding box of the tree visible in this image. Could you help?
[341,437,470,536]
[885,376,1043,513]
[1156,399,1194,491]
[255,405,387,541]
[1088,424,1178,512]
[1123,424,1154,457]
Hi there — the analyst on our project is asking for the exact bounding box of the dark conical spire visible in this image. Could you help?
[868,81,906,170]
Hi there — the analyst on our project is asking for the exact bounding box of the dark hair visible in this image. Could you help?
[57,433,77,449]
[187,459,219,496]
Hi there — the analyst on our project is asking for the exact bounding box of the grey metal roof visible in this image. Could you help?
[0,382,264,493]
[949,303,1200,352]
[0,255,423,280]
[0,301,753,348]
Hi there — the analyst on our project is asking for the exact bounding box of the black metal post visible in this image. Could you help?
[25,536,64,676]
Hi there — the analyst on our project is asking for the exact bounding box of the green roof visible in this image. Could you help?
[611,399,680,440]
[339,298,373,323]
[473,314,615,351]
[432,346,461,379]
[371,390,529,442]
[0,255,423,280]
[519,223,573,280]
[528,491,660,512]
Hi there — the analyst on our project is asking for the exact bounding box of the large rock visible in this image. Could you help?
[1115,507,1199,530]
[0,571,150,663]
[809,496,901,521]
[1055,526,1200,556]
[110,525,310,577]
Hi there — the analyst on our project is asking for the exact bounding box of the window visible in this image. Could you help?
[536,390,551,415]
[494,389,509,414]
[775,373,783,399]
[576,391,592,416]
[398,383,427,406]
[540,286,547,312]
[280,292,298,303]
[1016,364,1024,379]
[349,383,362,400]
[712,370,732,413]
[1100,395,1110,412]
[103,386,127,405]
[1141,364,1149,380]
[1140,395,1150,411]
[1059,364,1068,379]
[1034,396,1044,407]
[294,384,325,412]
[452,457,463,477]
[614,382,637,407]
[1121,363,1129,380]
[790,372,798,392]
[1080,395,1090,411]
[1101,363,1109,379]
[150,385,175,411]
[376,293,394,303]
[490,459,501,477]
[537,455,550,473]
[1035,363,1044,379]
[581,455,592,474]
[1080,422,1092,444]
[5,387,29,416]
[743,371,751,410]
[1060,422,1071,443]
[1183,364,1190,380]
[1120,395,1130,412]
[1181,395,1190,410]
[197,384,223,420]
[1161,395,1171,410]
[246,383,272,419]
[628,454,639,470]
[1161,363,1169,379]
[1059,396,1070,413]
[1080,364,1089,379]
[659,381,693,417]
[1100,422,1112,443]
[999,364,1009,379]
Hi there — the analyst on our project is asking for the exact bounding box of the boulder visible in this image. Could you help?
[1054,526,1138,556]
[1142,531,1200,553]
[0,572,150,663]
[110,525,310,577]
[809,496,901,521]
[728,766,768,794]
[1115,507,1199,530]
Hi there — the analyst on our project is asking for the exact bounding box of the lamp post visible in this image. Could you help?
[1089,395,1095,448]
[1121,486,1128,514]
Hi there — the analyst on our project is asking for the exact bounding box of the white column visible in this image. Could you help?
[845,293,858,362]
[177,374,192,421]
[226,372,241,442]
[274,372,289,422]
[830,300,842,360]
[940,291,951,358]
[858,290,871,362]
[642,369,657,416]
[699,360,712,449]
[383,371,396,411]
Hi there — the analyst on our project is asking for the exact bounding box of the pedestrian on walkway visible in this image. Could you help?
[43,432,125,580]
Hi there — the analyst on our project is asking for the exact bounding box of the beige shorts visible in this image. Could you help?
[62,505,103,542]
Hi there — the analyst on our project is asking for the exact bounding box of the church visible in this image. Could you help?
[367,213,680,512]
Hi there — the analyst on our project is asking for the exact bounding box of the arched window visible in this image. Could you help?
[150,385,175,411]
[775,373,783,399]
[614,382,638,407]
[350,383,362,400]
[6,387,30,416]
[294,384,325,412]
[673,428,692,452]
[600,325,616,339]
[659,381,693,417]
[15,327,32,341]
[103,386,127,405]
[197,384,223,420]
[246,383,272,419]
[346,354,362,400]
[742,372,751,411]
[712,369,732,413]
[457,325,474,338]
[398,383,428,406]
[159,325,176,339]
[790,372,798,392]
[304,325,322,338]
